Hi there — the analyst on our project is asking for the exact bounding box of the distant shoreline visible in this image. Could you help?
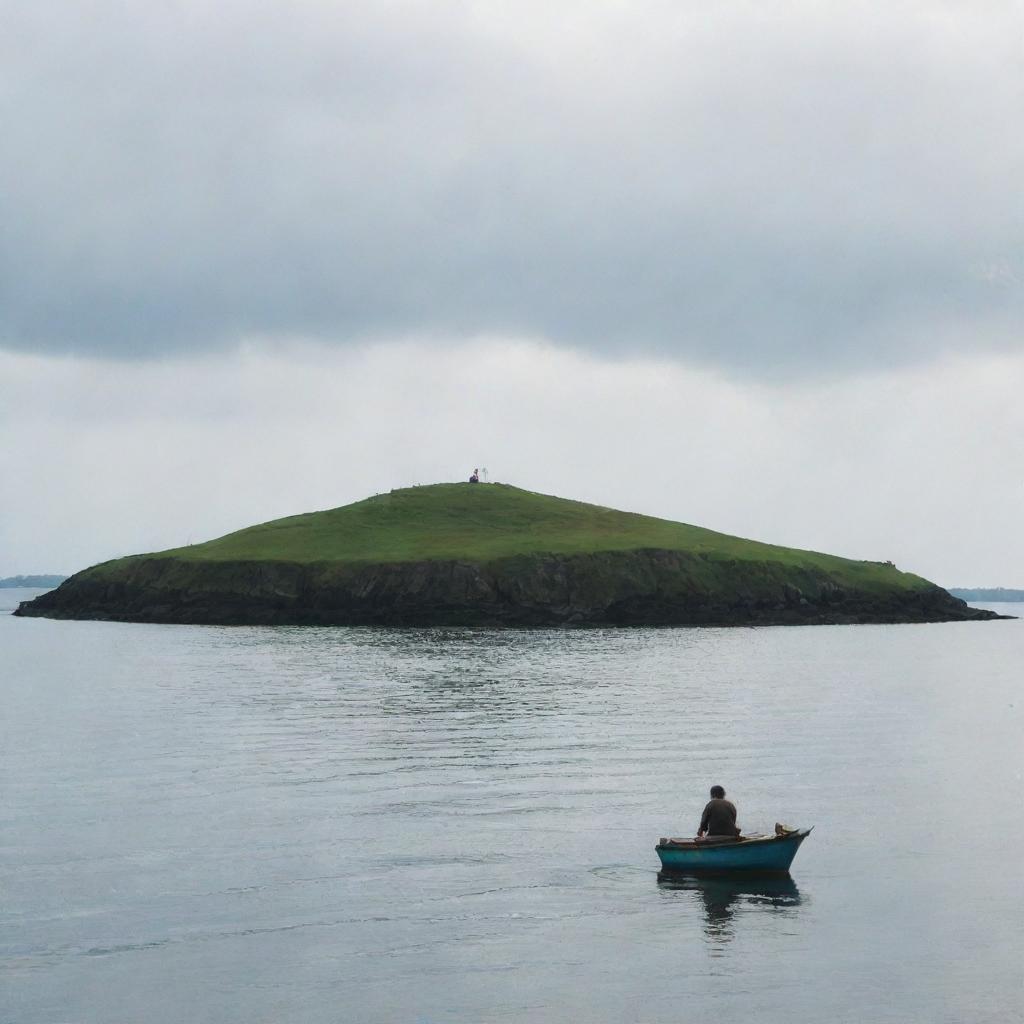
[948,588,1024,602]
[0,574,67,589]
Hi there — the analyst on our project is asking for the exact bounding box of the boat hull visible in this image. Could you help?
[655,829,811,874]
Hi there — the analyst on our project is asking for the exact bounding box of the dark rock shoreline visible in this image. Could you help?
[13,549,1006,627]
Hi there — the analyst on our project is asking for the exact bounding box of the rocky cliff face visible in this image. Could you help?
[13,549,998,626]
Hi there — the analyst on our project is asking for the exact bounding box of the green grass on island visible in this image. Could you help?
[89,483,931,595]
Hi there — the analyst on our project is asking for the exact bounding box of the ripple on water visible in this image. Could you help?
[2,618,1023,1023]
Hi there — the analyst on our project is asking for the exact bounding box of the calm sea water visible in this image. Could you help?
[2,588,1022,1024]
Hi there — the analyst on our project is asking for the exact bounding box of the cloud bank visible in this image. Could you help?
[2,341,1022,584]
[2,1,1021,372]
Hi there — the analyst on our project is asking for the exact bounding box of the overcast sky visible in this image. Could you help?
[2,1,1022,585]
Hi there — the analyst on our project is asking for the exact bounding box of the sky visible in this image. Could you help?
[1,0,1022,585]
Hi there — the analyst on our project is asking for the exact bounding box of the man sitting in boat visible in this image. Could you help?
[697,785,741,838]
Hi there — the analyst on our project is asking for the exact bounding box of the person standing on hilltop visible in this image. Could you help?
[469,469,480,483]
[697,785,741,837]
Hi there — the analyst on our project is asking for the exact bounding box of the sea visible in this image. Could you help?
[2,588,1022,1024]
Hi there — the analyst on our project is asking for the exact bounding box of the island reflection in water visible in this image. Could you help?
[657,872,802,944]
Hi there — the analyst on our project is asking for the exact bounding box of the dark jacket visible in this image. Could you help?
[699,798,740,836]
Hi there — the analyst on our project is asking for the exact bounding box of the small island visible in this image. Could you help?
[14,484,1005,626]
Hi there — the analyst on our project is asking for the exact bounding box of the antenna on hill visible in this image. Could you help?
[481,467,490,482]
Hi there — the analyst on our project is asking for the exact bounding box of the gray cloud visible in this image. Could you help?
[2,1,1021,372]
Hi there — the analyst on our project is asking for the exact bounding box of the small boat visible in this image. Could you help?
[655,825,812,875]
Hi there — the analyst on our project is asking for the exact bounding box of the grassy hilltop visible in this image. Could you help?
[16,483,994,626]
[94,483,925,590]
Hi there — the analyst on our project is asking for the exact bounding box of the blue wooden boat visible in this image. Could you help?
[655,826,812,874]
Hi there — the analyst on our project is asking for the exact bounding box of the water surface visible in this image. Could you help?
[3,589,1022,1022]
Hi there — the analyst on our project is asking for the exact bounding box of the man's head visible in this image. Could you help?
[710,785,726,799]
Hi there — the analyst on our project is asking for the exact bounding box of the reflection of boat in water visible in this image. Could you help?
[657,872,801,902]
[655,827,812,874]
[657,872,802,938]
